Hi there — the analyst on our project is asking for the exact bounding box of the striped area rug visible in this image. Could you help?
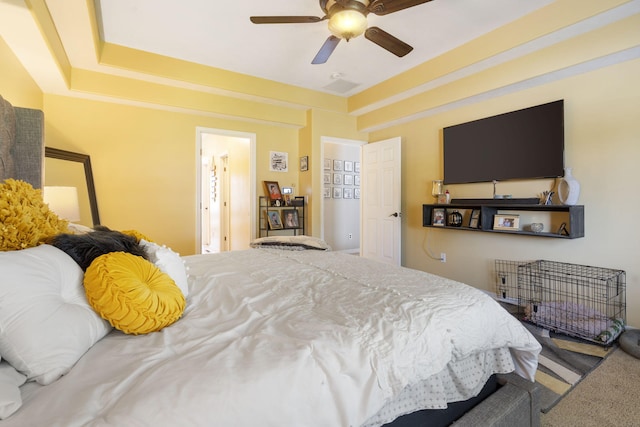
[521,322,615,413]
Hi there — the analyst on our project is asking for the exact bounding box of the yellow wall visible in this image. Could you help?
[42,94,307,256]
[370,58,640,327]
[0,36,42,108]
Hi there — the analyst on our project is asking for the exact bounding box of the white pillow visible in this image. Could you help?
[0,245,112,385]
[0,362,26,419]
[250,235,331,251]
[140,240,189,297]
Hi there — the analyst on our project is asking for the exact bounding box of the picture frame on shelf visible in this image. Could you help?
[264,181,283,205]
[493,214,520,230]
[282,209,299,229]
[300,156,308,172]
[469,209,481,228]
[266,211,283,230]
[432,208,446,226]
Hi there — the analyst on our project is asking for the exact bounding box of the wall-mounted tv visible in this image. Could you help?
[443,100,564,184]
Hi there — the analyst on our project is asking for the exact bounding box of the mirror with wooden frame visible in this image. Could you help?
[44,147,100,226]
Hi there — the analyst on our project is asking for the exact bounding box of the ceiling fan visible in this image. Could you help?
[250,0,433,64]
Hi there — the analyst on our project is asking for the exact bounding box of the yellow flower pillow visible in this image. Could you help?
[84,252,185,335]
[0,179,68,251]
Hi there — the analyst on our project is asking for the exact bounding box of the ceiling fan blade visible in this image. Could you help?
[311,36,341,64]
[365,27,413,57]
[368,0,433,16]
[250,16,324,24]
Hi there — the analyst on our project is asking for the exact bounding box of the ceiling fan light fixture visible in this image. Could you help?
[328,10,367,40]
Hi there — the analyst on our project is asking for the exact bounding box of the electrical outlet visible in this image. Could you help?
[348,233,353,239]
[440,252,446,263]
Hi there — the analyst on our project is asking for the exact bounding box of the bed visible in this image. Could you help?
[0,97,542,426]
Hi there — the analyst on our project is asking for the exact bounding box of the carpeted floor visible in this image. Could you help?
[520,322,614,413]
[499,302,616,413]
[541,347,640,426]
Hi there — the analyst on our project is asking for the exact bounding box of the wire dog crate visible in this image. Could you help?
[495,260,626,345]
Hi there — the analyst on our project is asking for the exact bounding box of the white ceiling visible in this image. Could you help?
[96,0,555,96]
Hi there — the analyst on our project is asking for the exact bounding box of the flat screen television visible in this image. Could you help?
[443,100,564,184]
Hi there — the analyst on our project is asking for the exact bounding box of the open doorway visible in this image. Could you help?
[320,136,366,253]
[196,128,256,254]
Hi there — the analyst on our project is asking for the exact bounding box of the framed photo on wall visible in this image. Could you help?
[344,161,353,172]
[269,151,288,172]
[324,158,332,170]
[354,188,361,199]
[343,174,353,185]
[333,187,342,199]
[300,156,308,172]
[333,173,342,185]
[323,187,331,198]
[333,159,343,171]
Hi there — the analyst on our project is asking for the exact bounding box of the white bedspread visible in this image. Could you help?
[7,249,540,427]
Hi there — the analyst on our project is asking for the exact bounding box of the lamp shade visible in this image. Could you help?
[44,186,81,222]
[328,10,367,40]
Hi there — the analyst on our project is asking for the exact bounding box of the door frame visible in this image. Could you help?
[195,127,256,254]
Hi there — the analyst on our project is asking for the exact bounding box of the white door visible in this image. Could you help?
[361,137,402,265]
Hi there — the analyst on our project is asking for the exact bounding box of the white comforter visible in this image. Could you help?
[8,249,540,427]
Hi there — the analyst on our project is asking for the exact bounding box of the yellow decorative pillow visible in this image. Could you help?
[121,229,152,243]
[0,179,69,251]
[84,252,185,335]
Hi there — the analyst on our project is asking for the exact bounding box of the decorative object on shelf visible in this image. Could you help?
[422,203,584,239]
[266,211,283,229]
[432,208,445,226]
[493,214,520,230]
[283,209,299,229]
[431,180,443,201]
[269,151,288,172]
[469,209,481,228]
[300,156,308,172]
[264,181,282,206]
[558,167,580,205]
[530,223,544,233]
[540,190,554,205]
[557,222,569,236]
[447,210,463,227]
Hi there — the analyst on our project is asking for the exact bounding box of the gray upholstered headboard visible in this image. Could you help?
[0,95,44,188]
